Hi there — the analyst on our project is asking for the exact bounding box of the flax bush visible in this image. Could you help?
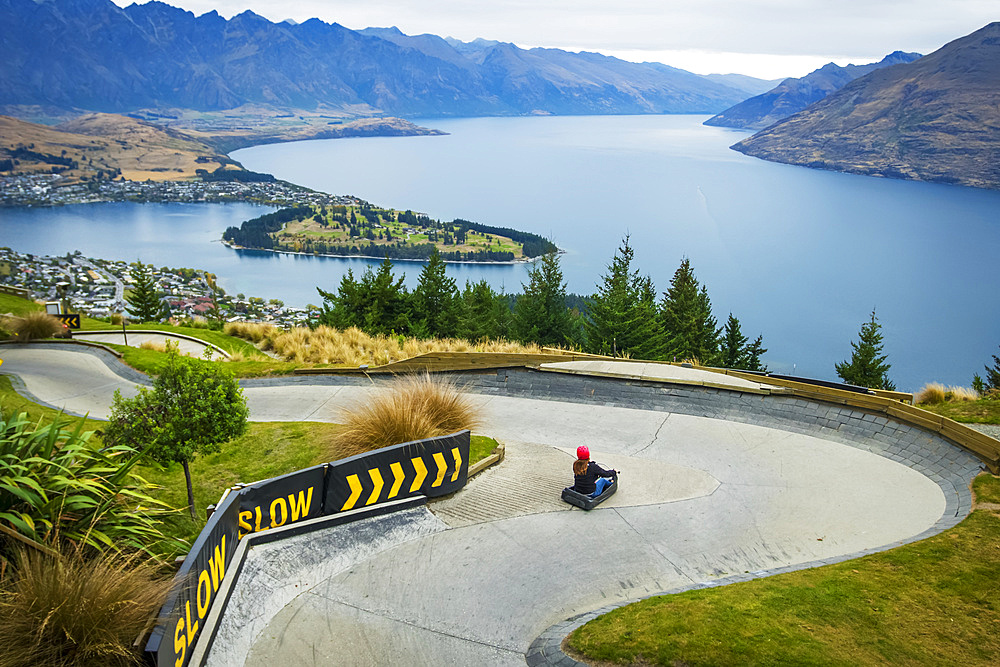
[0,409,181,563]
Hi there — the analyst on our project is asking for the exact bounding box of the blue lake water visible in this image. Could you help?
[2,115,998,390]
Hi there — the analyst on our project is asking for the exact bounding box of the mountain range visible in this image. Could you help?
[704,51,922,131]
[733,22,1000,190]
[0,0,767,119]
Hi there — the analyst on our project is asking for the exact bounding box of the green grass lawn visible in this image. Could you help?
[917,399,1000,424]
[568,474,1000,667]
[0,292,43,316]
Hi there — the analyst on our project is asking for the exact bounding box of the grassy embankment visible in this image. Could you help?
[569,474,1000,666]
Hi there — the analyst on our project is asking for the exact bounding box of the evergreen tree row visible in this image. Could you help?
[581,236,767,370]
[313,238,768,373]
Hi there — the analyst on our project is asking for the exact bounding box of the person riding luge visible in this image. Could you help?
[572,445,616,497]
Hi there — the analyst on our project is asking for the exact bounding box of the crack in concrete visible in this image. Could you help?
[632,413,671,457]
[301,591,525,658]
[611,507,696,586]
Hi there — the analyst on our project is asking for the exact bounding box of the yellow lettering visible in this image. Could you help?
[270,497,288,528]
[253,505,265,533]
[197,570,212,619]
[238,511,252,539]
[288,487,314,521]
[184,599,199,649]
[174,617,186,666]
[209,536,226,590]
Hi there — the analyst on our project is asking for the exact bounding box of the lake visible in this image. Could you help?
[3,115,999,390]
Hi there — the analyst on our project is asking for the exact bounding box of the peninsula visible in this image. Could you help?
[222,205,557,263]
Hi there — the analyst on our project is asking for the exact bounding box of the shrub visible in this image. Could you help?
[916,382,946,405]
[4,312,66,341]
[0,410,181,562]
[0,547,171,667]
[332,374,481,458]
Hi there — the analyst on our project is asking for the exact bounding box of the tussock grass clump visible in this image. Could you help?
[332,374,481,458]
[138,339,167,352]
[916,382,947,405]
[225,322,547,366]
[223,321,277,344]
[3,312,66,341]
[945,386,980,402]
[917,383,980,405]
[0,547,171,667]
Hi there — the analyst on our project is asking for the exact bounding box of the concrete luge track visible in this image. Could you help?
[0,344,983,666]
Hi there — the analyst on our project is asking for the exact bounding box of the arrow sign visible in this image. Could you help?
[53,313,81,329]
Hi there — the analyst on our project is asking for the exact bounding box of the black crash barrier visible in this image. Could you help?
[144,430,470,667]
[325,431,470,514]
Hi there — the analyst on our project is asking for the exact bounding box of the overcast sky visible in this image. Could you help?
[114,0,996,79]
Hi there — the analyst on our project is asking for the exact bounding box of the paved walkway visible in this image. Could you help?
[0,343,982,667]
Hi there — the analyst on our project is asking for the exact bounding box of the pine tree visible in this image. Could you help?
[361,257,411,336]
[584,236,665,359]
[720,313,768,372]
[720,313,748,369]
[412,248,459,338]
[513,251,573,346]
[125,260,167,323]
[983,345,1000,390]
[317,269,365,330]
[835,309,895,391]
[658,258,719,364]
[459,280,506,342]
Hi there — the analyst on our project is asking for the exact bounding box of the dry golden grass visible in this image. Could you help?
[331,374,481,458]
[3,312,66,341]
[224,323,547,366]
[0,547,172,667]
[916,382,947,405]
[916,382,980,405]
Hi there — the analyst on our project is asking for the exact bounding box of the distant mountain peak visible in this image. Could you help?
[704,51,922,131]
[732,23,1000,190]
[1,0,770,119]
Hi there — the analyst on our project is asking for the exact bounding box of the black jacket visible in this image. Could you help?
[573,461,615,495]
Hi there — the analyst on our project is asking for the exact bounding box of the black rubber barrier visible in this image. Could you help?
[144,430,470,667]
[325,431,470,514]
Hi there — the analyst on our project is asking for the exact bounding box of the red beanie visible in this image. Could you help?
[576,445,590,460]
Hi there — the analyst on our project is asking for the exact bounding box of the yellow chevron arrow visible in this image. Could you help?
[432,452,447,488]
[450,447,462,482]
[341,474,363,511]
[388,462,405,499]
[410,456,427,492]
[366,467,384,506]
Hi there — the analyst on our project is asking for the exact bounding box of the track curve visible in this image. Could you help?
[0,344,981,666]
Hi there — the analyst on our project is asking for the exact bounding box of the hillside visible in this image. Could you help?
[705,51,921,131]
[733,23,1000,190]
[0,113,229,181]
[0,0,765,120]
